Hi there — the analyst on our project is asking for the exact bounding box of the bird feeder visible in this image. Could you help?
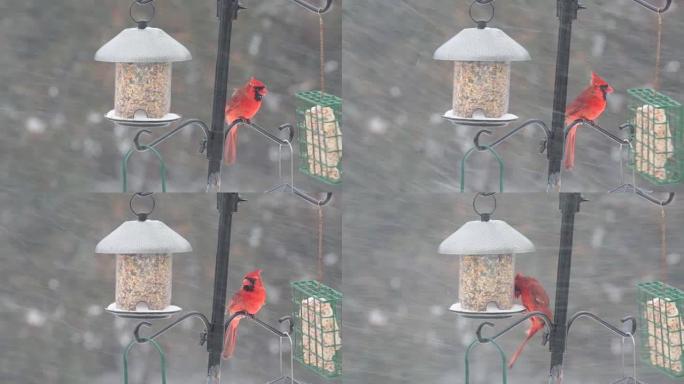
[628,88,684,185]
[433,14,530,125]
[291,280,343,378]
[96,194,191,318]
[95,1,191,125]
[439,194,533,316]
[296,91,343,185]
[637,281,684,378]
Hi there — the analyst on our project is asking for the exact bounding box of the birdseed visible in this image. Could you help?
[459,254,514,312]
[115,253,172,311]
[115,63,171,119]
[453,61,510,118]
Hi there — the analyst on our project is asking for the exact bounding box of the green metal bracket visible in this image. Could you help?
[460,145,505,193]
[465,338,508,384]
[122,146,168,192]
[123,339,167,384]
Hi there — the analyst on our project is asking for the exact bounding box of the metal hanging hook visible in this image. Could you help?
[129,192,155,221]
[267,184,334,207]
[473,192,496,221]
[476,311,554,344]
[609,184,675,207]
[473,119,551,153]
[133,312,211,344]
[564,312,641,384]
[290,0,334,14]
[469,0,495,27]
[130,0,155,28]
[566,312,637,338]
[564,119,631,146]
[224,311,293,338]
[225,118,294,146]
[293,190,333,206]
[133,119,210,154]
[631,0,672,13]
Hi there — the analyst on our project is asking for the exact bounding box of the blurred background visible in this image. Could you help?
[342,192,684,383]
[0,0,341,192]
[343,0,684,192]
[0,192,342,383]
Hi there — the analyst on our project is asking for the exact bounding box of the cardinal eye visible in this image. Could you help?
[254,86,265,92]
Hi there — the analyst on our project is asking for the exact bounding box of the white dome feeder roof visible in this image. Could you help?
[434,26,530,62]
[95,27,192,63]
[439,219,535,255]
[96,219,192,254]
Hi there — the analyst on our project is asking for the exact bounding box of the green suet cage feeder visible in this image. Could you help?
[296,91,343,185]
[291,280,343,378]
[637,281,684,378]
[628,88,684,185]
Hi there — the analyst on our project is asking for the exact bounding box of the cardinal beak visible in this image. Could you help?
[601,84,614,94]
[255,86,268,96]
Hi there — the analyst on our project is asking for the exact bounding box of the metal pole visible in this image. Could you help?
[548,192,584,382]
[206,0,240,192]
[206,193,241,383]
[547,0,581,189]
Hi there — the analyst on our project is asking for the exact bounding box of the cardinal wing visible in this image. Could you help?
[531,283,551,309]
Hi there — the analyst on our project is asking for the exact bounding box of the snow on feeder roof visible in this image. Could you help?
[433,26,530,62]
[95,219,192,255]
[95,27,191,63]
[439,219,535,255]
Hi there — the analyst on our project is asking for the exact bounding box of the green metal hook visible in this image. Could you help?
[123,339,167,384]
[122,146,168,192]
[464,338,508,384]
[460,145,505,193]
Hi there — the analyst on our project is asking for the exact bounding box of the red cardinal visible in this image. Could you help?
[224,77,268,165]
[222,269,267,359]
[564,72,614,170]
[508,273,553,369]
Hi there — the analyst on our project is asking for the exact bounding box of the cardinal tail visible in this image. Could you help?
[222,317,241,360]
[564,125,578,170]
[508,333,534,369]
[224,127,239,165]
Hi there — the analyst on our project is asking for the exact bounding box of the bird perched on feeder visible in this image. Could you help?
[224,77,268,165]
[508,273,553,369]
[222,269,267,359]
[564,72,614,170]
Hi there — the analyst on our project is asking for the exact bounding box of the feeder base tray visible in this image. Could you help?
[442,110,519,127]
[610,378,646,384]
[105,303,182,319]
[449,302,526,319]
[267,376,302,384]
[105,110,182,128]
